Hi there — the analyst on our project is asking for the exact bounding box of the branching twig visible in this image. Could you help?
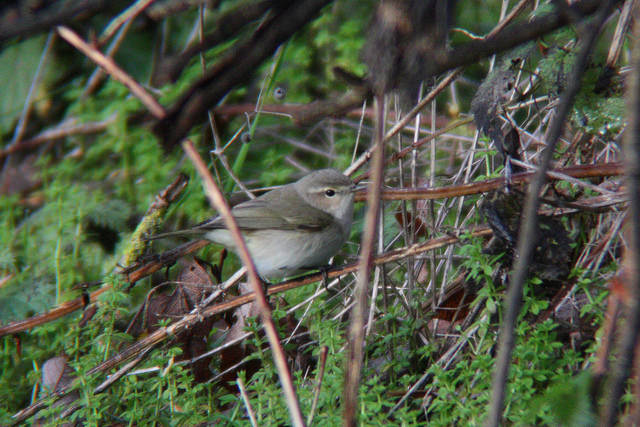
[83,19,135,96]
[345,70,461,177]
[351,116,474,183]
[358,162,623,202]
[0,115,117,162]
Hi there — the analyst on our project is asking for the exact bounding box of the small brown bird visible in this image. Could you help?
[151,169,355,280]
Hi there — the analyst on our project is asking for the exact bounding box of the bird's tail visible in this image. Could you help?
[145,228,203,240]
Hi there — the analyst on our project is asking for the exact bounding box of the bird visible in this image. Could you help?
[149,169,355,280]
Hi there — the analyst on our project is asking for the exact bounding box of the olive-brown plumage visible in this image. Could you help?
[152,169,355,279]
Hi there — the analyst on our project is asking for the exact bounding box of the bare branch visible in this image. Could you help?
[0,0,110,45]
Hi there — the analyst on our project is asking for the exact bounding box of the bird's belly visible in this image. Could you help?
[244,229,344,279]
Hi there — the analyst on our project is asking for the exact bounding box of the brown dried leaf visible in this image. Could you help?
[127,258,220,382]
[36,356,79,426]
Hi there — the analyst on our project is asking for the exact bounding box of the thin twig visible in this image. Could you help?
[84,18,135,96]
[606,0,635,67]
[600,2,640,424]
[57,26,166,119]
[237,376,259,427]
[343,96,385,427]
[352,116,475,183]
[0,115,117,162]
[359,162,623,202]
[306,346,329,426]
[93,347,152,394]
[485,0,532,39]
[510,158,615,195]
[99,0,157,45]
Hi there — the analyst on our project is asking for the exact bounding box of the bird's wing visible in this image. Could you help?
[197,197,333,232]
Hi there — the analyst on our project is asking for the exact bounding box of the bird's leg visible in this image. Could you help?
[259,276,272,301]
[317,264,333,293]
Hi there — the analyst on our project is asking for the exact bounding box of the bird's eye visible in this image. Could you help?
[325,189,336,197]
